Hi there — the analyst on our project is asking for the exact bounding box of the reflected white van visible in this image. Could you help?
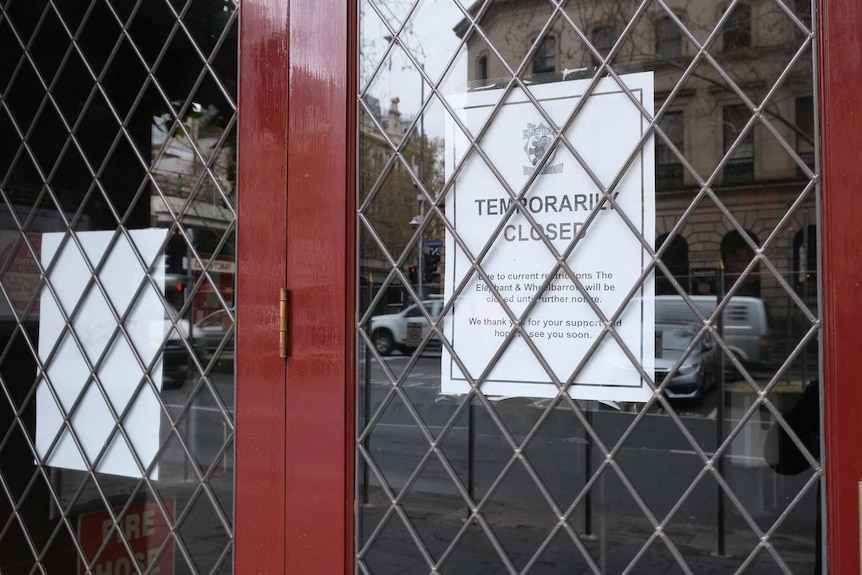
[655,295,771,371]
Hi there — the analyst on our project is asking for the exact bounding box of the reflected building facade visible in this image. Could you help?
[453,0,816,369]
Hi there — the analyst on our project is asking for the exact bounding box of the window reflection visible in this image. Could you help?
[478,54,489,82]
[722,104,755,184]
[723,3,753,51]
[591,25,617,67]
[0,1,237,572]
[656,110,685,188]
[532,35,557,75]
[655,16,683,60]
[359,0,820,573]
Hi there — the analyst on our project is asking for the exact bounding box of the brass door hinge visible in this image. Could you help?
[279,289,289,359]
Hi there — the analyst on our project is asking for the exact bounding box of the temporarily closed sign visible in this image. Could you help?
[442,72,656,402]
[78,499,174,575]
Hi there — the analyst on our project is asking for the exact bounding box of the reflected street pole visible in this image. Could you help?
[584,402,594,538]
[415,66,426,300]
[418,196,424,300]
[715,259,728,557]
[802,209,809,384]
[467,398,476,518]
[410,211,423,299]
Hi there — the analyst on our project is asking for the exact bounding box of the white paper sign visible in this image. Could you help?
[442,72,655,402]
[36,229,169,479]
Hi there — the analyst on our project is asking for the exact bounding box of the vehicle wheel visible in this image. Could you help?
[162,377,186,390]
[724,364,742,383]
[694,369,708,401]
[374,330,394,356]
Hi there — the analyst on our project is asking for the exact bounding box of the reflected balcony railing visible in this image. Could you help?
[722,156,755,184]
[656,162,685,189]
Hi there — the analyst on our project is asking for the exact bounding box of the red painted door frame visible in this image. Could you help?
[235,0,862,572]
[819,0,862,572]
[235,0,290,573]
[236,0,354,573]
[281,0,355,572]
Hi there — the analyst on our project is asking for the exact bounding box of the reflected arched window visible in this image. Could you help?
[723,104,755,183]
[656,233,689,295]
[795,96,815,173]
[655,16,682,59]
[477,55,488,81]
[656,110,684,188]
[795,0,812,27]
[723,3,752,50]
[720,229,761,297]
[532,35,556,75]
[591,26,616,67]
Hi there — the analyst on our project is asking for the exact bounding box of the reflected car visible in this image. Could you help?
[191,309,235,358]
[370,299,444,356]
[163,308,235,387]
[654,322,719,400]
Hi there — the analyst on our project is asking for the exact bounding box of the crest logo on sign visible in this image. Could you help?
[521,122,563,175]
[523,122,554,166]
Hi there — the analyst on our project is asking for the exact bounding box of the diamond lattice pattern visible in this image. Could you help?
[0,0,238,572]
[357,0,820,573]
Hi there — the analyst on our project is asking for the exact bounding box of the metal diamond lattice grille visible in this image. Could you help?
[357,0,820,573]
[0,0,238,572]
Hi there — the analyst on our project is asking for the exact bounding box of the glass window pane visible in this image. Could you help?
[0,1,237,572]
[358,1,821,573]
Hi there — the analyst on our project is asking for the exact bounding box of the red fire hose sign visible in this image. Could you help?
[78,499,174,575]
[0,232,41,316]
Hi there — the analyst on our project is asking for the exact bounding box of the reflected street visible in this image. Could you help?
[358,352,818,572]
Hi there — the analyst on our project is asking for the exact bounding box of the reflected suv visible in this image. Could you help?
[654,322,719,400]
[370,299,443,356]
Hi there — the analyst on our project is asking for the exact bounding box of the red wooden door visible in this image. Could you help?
[236,0,352,573]
[235,1,289,572]
[234,0,862,573]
